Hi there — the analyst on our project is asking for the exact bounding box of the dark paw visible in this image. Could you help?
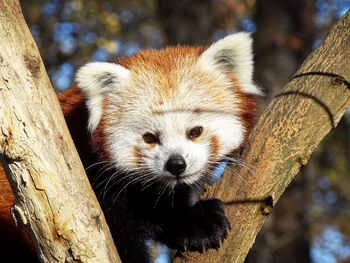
[165,198,230,253]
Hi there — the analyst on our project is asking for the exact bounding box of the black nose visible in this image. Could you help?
[165,155,187,177]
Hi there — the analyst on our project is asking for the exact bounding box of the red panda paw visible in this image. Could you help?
[164,198,230,253]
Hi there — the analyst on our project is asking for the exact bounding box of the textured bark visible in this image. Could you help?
[174,10,350,263]
[247,1,316,262]
[0,1,121,262]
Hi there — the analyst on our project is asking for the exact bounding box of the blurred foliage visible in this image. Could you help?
[21,0,163,91]
[19,0,350,262]
[308,115,350,262]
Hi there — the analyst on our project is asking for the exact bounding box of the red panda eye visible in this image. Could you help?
[188,126,203,139]
[143,133,158,144]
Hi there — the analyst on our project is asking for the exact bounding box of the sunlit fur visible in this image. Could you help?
[76,32,261,190]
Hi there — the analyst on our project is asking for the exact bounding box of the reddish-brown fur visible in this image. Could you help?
[209,135,220,158]
[133,146,143,168]
[229,76,258,146]
[208,135,220,165]
[116,46,209,110]
[116,46,206,71]
[236,92,258,144]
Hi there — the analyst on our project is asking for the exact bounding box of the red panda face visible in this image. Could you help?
[76,32,261,187]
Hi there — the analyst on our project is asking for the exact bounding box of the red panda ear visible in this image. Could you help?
[75,62,130,132]
[198,32,262,95]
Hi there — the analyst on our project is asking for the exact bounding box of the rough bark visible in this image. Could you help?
[248,1,316,262]
[0,1,121,262]
[174,10,350,263]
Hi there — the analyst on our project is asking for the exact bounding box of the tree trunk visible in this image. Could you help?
[0,1,121,262]
[247,1,316,262]
[173,10,350,263]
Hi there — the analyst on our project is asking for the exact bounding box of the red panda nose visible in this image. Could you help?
[165,155,187,177]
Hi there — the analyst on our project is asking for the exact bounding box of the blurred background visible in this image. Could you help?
[20,0,350,262]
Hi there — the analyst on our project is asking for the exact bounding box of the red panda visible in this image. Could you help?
[0,32,261,263]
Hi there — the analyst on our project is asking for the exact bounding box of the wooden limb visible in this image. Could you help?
[0,1,121,262]
[174,10,350,263]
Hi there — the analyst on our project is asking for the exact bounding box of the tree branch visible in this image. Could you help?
[174,9,350,263]
[0,1,121,262]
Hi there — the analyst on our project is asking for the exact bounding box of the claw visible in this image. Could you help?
[221,236,226,245]
[202,244,206,253]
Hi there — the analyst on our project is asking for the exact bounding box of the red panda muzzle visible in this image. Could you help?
[165,155,187,177]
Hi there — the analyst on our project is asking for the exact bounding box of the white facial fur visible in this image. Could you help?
[76,32,260,186]
[106,107,244,186]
